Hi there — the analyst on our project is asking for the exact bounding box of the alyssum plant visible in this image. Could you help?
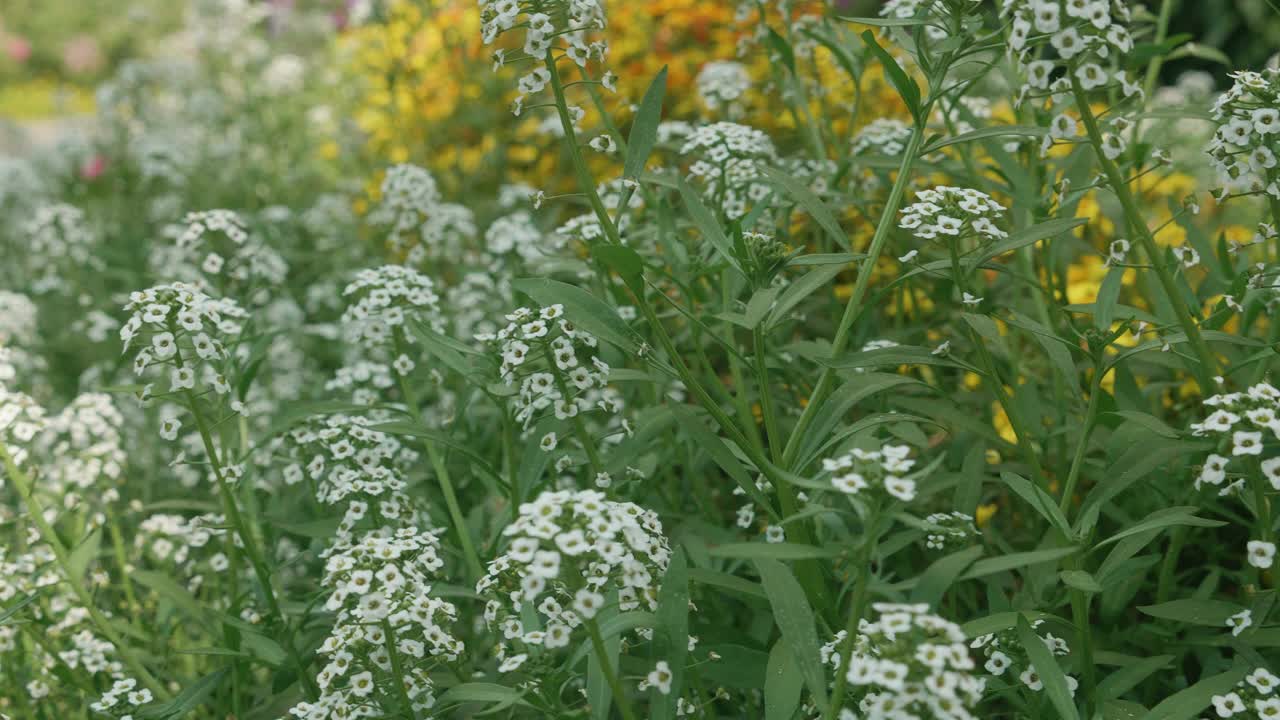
[2,0,1280,718]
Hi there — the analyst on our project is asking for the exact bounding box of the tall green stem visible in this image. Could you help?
[545,52,620,246]
[0,440,172,700]
[1060,364,1105,512]
[780,123,927,470]
[1070,79,1217,391]
[822,514,879,720]
[393,334,485,581]
[586,618,639,720]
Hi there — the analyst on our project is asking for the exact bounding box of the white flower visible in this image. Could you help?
[1228,609,1253,637]
[1249,540,1277,569]
[646,660,673,695]
[1233,431,1264,456]
[1213,692,1246,717]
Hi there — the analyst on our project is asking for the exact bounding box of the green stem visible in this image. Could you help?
[1070,78,1217,391]
[1141,0,1176,101]
[1068,584,1098,717]
[948,240,1046,485]
[391,343,486,581]
[752,325,784,465]
[1060,364,1104,513]
[545,51,620,246]
[183,393,318,700]
[780,122,927,470]
[586,618,638,720]
[383,620,421,719]
[823,521,878,720]
[1155,527,1188,603]
[0,440,172,700]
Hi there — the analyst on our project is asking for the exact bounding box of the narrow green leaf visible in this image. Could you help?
[967,218,1087,271]
[675,176,741,272]
[762,165,847,248]
[1017,614,1080,720]
[922,125,1047,154]
[652,550,689,720]
[623,66,668,178]
[1105,411,1180,439]
[765,642,804,720]
[1000,472,1072,538]
[137,668,229,719]
[596,244,646,294]
[1093,507,1224,550]
[910,545,984,607]
[512,277,639,352]
[711,543,839,560]
[767,264,846,330]
[1096,655,1175,702]
[860,30,921,120]
[1136,599,1244,626]
[961,547,1078,580]
[756,558,829,711]
[1059,570,1103,594]
[1135,665,1249,720]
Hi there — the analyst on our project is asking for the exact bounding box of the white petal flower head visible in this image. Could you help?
[1249,540,1277,569]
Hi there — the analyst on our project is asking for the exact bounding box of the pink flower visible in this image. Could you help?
[4,35,31,63]
[80,155,107,181]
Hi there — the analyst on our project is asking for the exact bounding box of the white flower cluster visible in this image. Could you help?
[36,392,126,496]
[325,361,396,405]
[970,620,1078,696]
[853,119,915,156]
[696,60,750,115]
[1208,68,1280,198]
[278,414,420,531]
[119,283,247,406]
[972,620,1075,696]
[822,443,920,502]
[367,164,441,236]
[821,603,984,720]
[486,211,560,263]
[1210,668,1280,718]
[0,386,47,469]
[340,265,443,348]
[478,303,625,437]
[924,512,979,551]
[899,186,1008,244]
[879,0,973,40]
[1004,0,1139,98]
[157,209,288,297]
[90,677,154,718]
[480,0,611,115]
[286,528,462,720]
[680,122,778,220]
[0,290,37,345]
[135,512,232,592]
[476,490,670,671]
[25,203,98,292]
[1190,382,1279,492]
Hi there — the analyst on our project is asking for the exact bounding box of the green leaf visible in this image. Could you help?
[961,547,1078,580]
[652,550,689,720]
[1095,264,1126,330]
[410,318,482,380]
[787,252,864,267]
[596,244,646,294]
[961,610,1052,638]
[836,15,930,27]
[1059,570,1103,594]
[762,165,846,248]
[623,66,667,178]
[131,569,215,630]
[910,545,984,607]
[1136,599,1244,626]
[1000,472,1072,538]
[1093,507,1224,551]
[967,217,1087,271]
[1135,665,1250,720]
[67,527,102,582]
[921,125,1047,154]
[756,559,829,711]
[1097,655,1175,702]
[822,344,971,372]
[1017,614,1080,720]
[765,642,804,720]
[512,277,639,352]
[767,264,846,330]
[1105,411,1180,439]
[746,286,782,330]
[0,592,39,626]
[675,175,742,273]
[437,683,532,711]
[671,406,778,520]
[137,668,229,719]
[860,30,921,120]
[711,543,839,560]
[688,567,768,599]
